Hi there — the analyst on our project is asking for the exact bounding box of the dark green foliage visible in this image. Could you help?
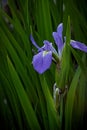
[0,0,87,130]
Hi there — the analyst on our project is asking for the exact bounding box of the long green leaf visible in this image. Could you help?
[65,67,81,130]
[7,56,41,130]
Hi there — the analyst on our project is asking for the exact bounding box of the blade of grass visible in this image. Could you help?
[0,26,38,104]
[39,75,60,130]
[7,56,41,130]
[65,66,81,130]
[35,0,52,40]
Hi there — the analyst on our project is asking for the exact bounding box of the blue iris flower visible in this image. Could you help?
[30,23,87,74]
[30,35,57,74]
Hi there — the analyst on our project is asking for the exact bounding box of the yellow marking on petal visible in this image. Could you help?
[43,51,49,57]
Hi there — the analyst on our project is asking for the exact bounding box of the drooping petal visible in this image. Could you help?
[52,32,64,56]
[30,34,40,49]
[32,51,52,74]
[70,40,87,53]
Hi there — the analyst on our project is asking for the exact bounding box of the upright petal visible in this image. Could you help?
[52,23,64,56]
[30,34,40,49]
[32,51,52,74]
[70,40,87,53]
[57,23,63,38]
[38,40,52,52]
[43,40,52,51]
[43,40,58,55]
[52,32,64,56]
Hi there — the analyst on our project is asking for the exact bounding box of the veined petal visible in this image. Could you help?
[32,51,52,74]
[52,32,64,56]
[70,40,87,53]
[30,34,40,49]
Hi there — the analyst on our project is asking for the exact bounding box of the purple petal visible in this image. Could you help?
[32,51,52,74]
[43,40,58,55]
[52,32,64,56]
[43,40,53,51]
[52,23,64,56]
[38,40,52,52]
[70,40,87,53]
[30,34,40,49]
[57,23,63,38]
